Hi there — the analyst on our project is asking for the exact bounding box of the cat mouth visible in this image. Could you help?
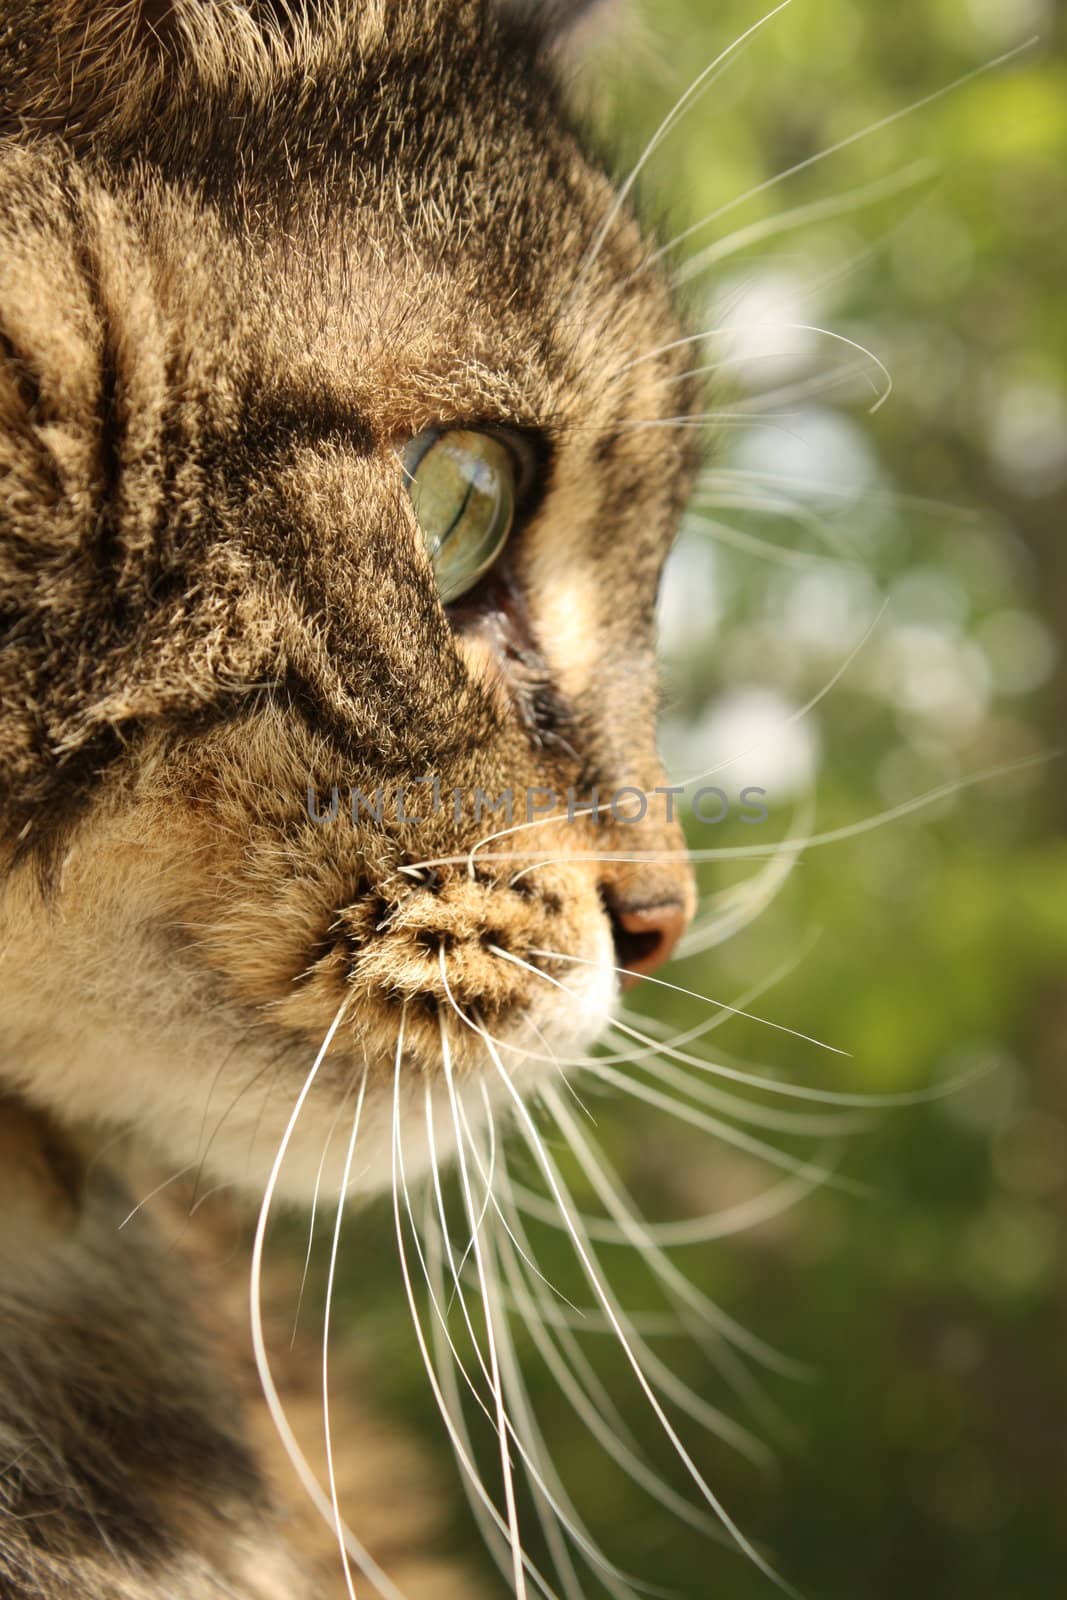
[295,861,617,1073]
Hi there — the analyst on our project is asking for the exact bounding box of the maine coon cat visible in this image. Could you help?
[0,1,723,1596]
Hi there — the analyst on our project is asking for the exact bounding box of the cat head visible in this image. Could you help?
[0,0,700,1199]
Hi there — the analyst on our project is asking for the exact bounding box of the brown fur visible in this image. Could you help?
[0,2,699,1593]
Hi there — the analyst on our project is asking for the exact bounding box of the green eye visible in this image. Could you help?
[403,429,517,604]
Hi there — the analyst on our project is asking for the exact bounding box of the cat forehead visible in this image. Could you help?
[11,2,632,269]
[99,2,689,424]
[2,0,604,153]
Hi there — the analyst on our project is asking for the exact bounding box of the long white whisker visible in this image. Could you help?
[458,1084,582,1313]
[437,933,825,1104]
[421,1204,562,1600]
[445,1082,498,1310]
[478,1023,800,1596]
[687,509,857,569]
[608,1007,1001,1111]
[502,1106,788,1447]
[402,753,1053,879]
[437,988,527,1600]
[543,1081,812,1381]
[509,1157,829,1247]
[671,159,934,285]
[591,1044,866,1198]
[322,1071,369,1600]
[606,322,892,413]
[390,1016,562,1600]
[698,463,979,519]
[494,1178,745,1533]
[475,1191,656,1600]
[409,1056,639,1595]
[603,1040,869,1137]
[502,943,847,1058]
[424,1196,657,1600]
[677,797,815,957]
[249,999,408,1600]
[292,1086,353,1345]
[118,1161,199,1230]
[690,486,863,564]
[647,38,1037,269]
[568,0,793,300]
[673,597,888,790]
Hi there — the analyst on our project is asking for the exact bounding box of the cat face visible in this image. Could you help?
[0,0,698,1198]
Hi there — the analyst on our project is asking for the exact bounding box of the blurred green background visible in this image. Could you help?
[337,3,1067,1595]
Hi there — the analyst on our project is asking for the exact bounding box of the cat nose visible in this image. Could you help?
[603,895,687,988]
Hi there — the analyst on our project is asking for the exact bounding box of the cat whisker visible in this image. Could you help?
[691,480,863,564]
[457,800,604,880]
[186,1179,240,1217]
[476,1213,669,1600]
[456,1084,580,1315]
[406,736,1031,891]
[732,361,879,415]
[421,1207,572,1600]
[645,38,1038,272]
[699,463,982,520]
[118,1160,200,1230]
[503,1106,784,1477]
[467,1237,627,1600]
[608,410,809,432]
[421,750,1054,881]
[605,322,893,415]
[613,965,791,1050]
[477,1021,799,1596]
[193,1052,288,1215]
[467,1251,790,1450]
[543,1079,813,1383]
[567,0,794,302]
[430,969,810,1136]
[494,1197,759,1544]
[677,802,815,957]
[292,1086,354,1345]
[510,944,846,1058]
[322,1070,369,1600]
[523,1012,598,1120]
[442,983,782,1477]
[670,159,935,287]
[436,996,527,1600]
[250,999,408,1600]
[602,1044,871,1139]
[589,1045,864,1199]
[422,1079,642,1599]
[509,1158,830,1249]
[687,508,855,570]
[444,1082,498,1311]
[613,1008,996,1112]
[489,943,864,1189]
[391,1026,569,1600]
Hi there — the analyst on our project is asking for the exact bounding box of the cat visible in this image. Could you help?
[0,2,709,1595]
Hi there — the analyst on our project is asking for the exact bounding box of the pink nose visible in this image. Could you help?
[607,900,687,989]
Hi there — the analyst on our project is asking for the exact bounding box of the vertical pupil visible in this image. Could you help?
[406,430,517,602]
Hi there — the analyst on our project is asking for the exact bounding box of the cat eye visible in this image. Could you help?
[402,429,521,604]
